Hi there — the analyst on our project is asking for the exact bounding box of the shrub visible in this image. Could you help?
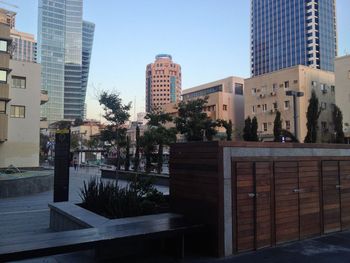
[79,176,168,219]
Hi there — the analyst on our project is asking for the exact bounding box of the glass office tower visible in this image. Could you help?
[250,0,337,77]
[81,21,95,110]
[38,0,94,123]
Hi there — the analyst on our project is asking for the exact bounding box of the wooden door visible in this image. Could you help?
[255,162,272,249]
[234,162,254,252]
[299,161,321,238]
[339,161,350,230]
[322,161,341,233]
[274,161,299,243]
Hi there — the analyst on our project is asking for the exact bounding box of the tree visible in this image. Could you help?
[140,131,156,173]
[217,119,233,141]
[251,116,259,141]
[304,90,322,143]
[243,117,252,141]
[145,111,176,174]
[333,105,345,144]
[175,97,217,141]
[273,111,282,142]
[99,91,131,169]
[73,118,84,127]
[125,136,130,171]
[133,125,140,172]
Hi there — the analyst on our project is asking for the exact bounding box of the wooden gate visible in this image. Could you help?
[233,161,272,252]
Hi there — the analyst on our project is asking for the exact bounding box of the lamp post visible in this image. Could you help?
[285,90,304,140]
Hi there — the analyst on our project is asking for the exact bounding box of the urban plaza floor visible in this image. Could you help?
[1,167,350,263]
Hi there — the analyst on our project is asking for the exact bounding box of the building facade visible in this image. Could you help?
[0,8,15,29]
[38,0,94,123]
[181,76,245,139]
[146,54,181,112]
[245,65,335,142]
[335,55,350,139]
[251,0,337,76]
[10,29,37,63]
[0,60,42,168]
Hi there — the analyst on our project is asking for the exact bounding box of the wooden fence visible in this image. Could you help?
[169,142,350,257]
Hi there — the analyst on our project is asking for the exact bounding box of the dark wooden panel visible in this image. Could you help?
[255,162,272,249]
[274,161,299,244]
[299,161,321,238]
[322,161,341,233]
[235,162,254,252]
[340,161,350,230]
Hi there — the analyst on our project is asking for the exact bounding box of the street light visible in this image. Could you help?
[285,90,304,140]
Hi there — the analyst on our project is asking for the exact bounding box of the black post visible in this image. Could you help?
[293,94,298,140]
[54,129,70,202]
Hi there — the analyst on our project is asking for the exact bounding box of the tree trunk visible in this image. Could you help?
[157,143,163,174]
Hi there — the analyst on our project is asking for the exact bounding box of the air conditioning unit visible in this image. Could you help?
[260,94,265,98]
[270,92,276,96]
[270,109,274,114]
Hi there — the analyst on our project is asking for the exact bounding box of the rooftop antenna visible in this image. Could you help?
[0,1,19,9]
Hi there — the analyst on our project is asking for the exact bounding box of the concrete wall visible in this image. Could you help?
[335,55,350,137]
[0,60,41,168]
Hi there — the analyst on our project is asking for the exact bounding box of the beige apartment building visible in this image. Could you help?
[335,55,350,139]
[10,29,37,63]
[146,54,181,112]
[180,76,245,138]
[245,65,335,142]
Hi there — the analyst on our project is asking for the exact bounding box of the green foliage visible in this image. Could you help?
[273,111,282,142]
[304,90,322,143]
[333,105,345,144]
[73,118,84,127]
[251,117,259,141]
[175,97,217,141]
[80,176,167,219]
[99,91,131,169]
[133,125,140,171]
[243,117,252,141]
[140,130,156,173]
[70,133,80,150]
[145,111,176,173]
[125,136,130,171]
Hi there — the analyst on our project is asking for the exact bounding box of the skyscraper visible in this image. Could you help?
[251,0,337,77]
[38,0,94,123]
[146,54,182,112]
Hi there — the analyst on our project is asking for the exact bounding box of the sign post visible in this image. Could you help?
[54,129,70,202]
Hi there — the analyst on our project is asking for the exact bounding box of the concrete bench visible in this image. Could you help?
[0,216,204,262]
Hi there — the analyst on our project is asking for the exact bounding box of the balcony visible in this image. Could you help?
[0,113,8,142]
[0,83,9,99]
[40,117,48,129]
[40,90,49,105]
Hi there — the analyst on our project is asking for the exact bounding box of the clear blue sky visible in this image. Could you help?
[6,0,350,120]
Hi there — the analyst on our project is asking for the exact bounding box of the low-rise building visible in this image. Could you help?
[0,59,41,167]
[245,65,335,142]
[181,76,245,139]
[335,55,350,141]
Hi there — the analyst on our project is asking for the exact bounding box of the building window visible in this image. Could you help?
[348,70,350,79]
[262,104,267,112]
[0,100,6,113]
[223,104,227,111]
[252,105,256,114]
[0,40,7,52]
[273,102,278,110]
[321,102,327,110]
[284,81,289,88]
[284,101,290,110]
[272,83,277,92]
[331,85,335,92]
[262,123,268,132]
[293,80,298,84]
[0,69,8,83]
[235,83,243,95]
[252,88,257,95]
[12,76,26,89]
[10,105,25,118]
[285,121,291,130]
[321,121,327,132]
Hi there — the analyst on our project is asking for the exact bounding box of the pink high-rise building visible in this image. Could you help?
[146,54,181,112]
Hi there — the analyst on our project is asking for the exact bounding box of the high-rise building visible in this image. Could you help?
[0,8,15,29]
[250,0,337,77]
[10,29,37,63]
[145,54,181,112]
[38,0,94,123]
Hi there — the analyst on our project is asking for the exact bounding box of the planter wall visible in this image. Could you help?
[169,141,350,257]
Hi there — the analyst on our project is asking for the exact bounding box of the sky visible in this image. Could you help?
[5,0,350,121]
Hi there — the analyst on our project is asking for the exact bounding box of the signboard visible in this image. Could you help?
[54,129,70,202]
